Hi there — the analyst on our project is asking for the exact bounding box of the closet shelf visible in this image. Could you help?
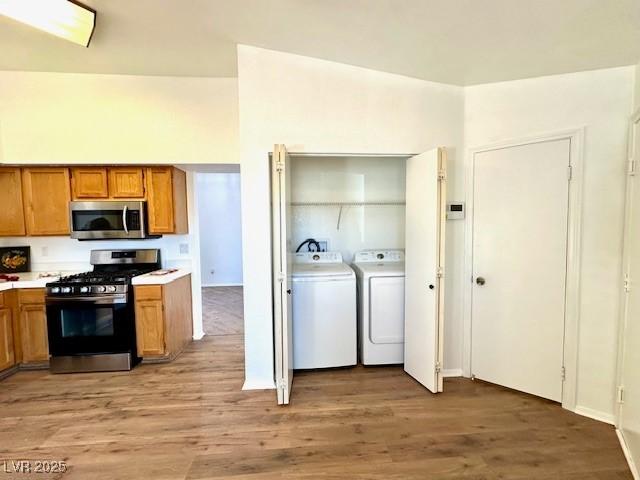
[291,201,405,207]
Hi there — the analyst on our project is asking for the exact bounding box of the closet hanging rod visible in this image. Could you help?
[291,201,406,207]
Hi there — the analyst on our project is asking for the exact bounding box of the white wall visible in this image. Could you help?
[465,66,635,421]
[635,62,640,109]
[290,155,406,262]
[238,46,465,389]
[197,172,243,286]
[0,71,238,165]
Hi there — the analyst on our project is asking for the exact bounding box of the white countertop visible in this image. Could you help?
[0,271,79,292]
[132,268,191,286]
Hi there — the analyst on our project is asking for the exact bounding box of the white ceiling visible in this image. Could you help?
[1,0,639,85]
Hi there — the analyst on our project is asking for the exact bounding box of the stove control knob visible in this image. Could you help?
[96,286,106,293]
[107,285,117,293]
[50,287,60,294]
[80,286,90,293]
[62,287,72,293]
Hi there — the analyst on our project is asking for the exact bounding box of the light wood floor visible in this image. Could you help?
[202,287,243,336]
[0,299,632,479]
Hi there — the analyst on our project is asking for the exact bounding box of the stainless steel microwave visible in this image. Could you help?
[70,201,155,240]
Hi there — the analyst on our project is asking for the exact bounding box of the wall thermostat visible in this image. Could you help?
[446,202,465,220]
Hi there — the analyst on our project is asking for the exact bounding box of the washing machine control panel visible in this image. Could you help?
[294,252,344,263]
[353,250,405,263]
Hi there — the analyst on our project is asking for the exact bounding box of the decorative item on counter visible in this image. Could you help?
[0,274,19,282]
[0,246,30,273]
[149,268,179,276]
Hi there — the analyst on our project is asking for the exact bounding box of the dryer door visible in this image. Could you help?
[404,147,447,393]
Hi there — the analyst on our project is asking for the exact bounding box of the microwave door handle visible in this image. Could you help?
[122,205,129,234]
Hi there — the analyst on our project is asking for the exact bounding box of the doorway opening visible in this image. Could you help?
[195,170,244,338]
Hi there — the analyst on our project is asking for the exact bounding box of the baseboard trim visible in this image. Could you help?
[202,283,243,288]
[193,331,205,340]
[617,429,639,480]
[573,405,615,425]
[442,369,463,378]
[242,377,276,390]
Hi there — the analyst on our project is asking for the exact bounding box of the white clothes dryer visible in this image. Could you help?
[352,250,405,365]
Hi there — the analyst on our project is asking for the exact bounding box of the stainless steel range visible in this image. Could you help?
[46,249,161,373]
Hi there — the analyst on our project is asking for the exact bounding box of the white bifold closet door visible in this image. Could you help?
[403,147,447,393]
[271,145,447,404]
[619,114,640,473]
[272,144,294,405]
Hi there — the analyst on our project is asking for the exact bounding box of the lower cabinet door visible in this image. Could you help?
[135,300,165,356]
[20,304,49,363]
[0,308,15,370]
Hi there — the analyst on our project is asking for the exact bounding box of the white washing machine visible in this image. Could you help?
[292,252,357,369]
[352,250,405,365]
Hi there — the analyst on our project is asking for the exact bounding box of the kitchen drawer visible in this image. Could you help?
[0,292,5,308]
[18,289,46,305]
[135,285,162,301]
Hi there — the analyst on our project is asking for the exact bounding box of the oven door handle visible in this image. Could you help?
[46,295,127,305]
[122,205,129,235]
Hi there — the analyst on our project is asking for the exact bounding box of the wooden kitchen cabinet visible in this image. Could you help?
[22,168,72,235]
[18,289,49,365]
[0,167,26,236]
[145,167,188,235]
[134,274,192,361]
[71,167,109,199]
[108,167,145,198]
[0,293,16,372]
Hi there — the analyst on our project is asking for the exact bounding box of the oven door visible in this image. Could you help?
[46,295,136,356]
[69,201,146,240]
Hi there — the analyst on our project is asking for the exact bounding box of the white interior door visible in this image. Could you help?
[471,139,570,402]
[272,144,293,405]
[618,114,640,473]
[404,147,446,393]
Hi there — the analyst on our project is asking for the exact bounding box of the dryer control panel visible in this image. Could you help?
[294,252,344,264]
[353,250,405,263]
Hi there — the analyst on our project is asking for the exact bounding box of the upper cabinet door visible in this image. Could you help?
[146,167,188,235]
[22,168,72,236]
[403,147,447,394]
[71,167,109,199]
[0,168,26,236]
[109,167,145,198]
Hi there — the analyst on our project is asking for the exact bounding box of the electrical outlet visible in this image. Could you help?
[179,243,189,255]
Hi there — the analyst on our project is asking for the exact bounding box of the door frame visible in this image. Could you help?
[463,127,585,411]
[616,108,640,428]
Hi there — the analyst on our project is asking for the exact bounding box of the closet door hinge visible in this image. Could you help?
[629,158,636,176]
[277,272,285,283]
[567,165,573,181]
[561,366,566,381]
[277,378,288,390]
[275,161,285,173]
[436,267,444,279]
[435,362,442,373]
[438,170,446,181]
[617,386,625,404]
[624,274,631,293]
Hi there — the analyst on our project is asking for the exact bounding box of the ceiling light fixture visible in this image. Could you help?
[0,0,96,47]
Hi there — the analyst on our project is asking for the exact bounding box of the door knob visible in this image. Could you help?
[476,277,486,286]
[428,284,435,290]
[286,289,292,294]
